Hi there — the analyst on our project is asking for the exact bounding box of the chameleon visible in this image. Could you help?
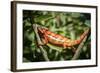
[33,24,90,49]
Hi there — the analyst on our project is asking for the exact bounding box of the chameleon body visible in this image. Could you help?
[37,26,89,49]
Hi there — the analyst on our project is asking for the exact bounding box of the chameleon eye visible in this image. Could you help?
[46,31,51,35]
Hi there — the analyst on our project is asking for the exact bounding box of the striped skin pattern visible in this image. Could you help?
[38,27,90,48]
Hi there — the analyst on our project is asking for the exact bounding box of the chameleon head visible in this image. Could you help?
[38,27,48,34]
[33,24,48,33]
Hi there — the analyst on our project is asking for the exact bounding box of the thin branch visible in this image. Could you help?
[33,24,49,61]
[72,35,88,60]
[39,46,50,61]
[33,24,43,45]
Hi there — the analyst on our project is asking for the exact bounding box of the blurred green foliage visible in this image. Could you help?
[23,10,91,62]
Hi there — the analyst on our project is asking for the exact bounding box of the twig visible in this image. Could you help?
[72,28,90,60]
[33,24,49,61]
[33,24,43,45]
[72,35,88,60]
[39,46,49,61]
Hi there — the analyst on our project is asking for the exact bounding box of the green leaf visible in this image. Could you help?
[71,13,81,18]
[85,20,91,27]
[28,32,35,41]
[47,43,63,52]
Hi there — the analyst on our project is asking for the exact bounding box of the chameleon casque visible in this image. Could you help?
[33,24,90,49]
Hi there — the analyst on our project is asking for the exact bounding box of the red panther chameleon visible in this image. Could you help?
[33,24,90,49]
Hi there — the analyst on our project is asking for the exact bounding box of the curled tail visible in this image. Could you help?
[67,28,90,46]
